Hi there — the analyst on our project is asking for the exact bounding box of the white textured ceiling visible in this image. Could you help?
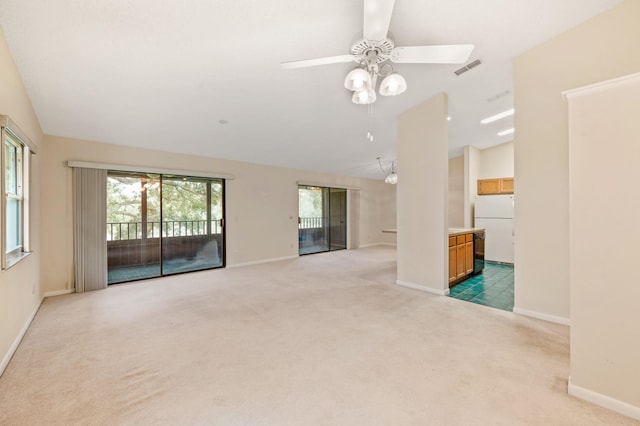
[0,0,623,179]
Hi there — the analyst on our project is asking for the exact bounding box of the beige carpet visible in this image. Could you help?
[0,246,636,425]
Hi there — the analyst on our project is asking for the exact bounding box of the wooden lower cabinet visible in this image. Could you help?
[465,241,473,275]
[449,232,475,286]
[448,237,457,284]
[456,243,466,279]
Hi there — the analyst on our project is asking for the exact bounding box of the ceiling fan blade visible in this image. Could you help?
[390,44,475,64]
[281,54,355,70]
[363,0,395,42]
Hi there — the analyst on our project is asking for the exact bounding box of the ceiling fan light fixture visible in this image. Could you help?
[385,172,398,184]
[379,73,407,96]
[353,87,376,104]
[378,157,398,184]
[282,1,475,108]
[344,68,372,91]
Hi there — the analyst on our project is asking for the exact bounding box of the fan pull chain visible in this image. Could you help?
[366,104,374,142]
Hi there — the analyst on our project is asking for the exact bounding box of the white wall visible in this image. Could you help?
[463,145,479,228]
[513,0,640,322]
[397,93,449,295]
[566,73,640,418]
[478,141,513,180]
[0,29,43,374]
[448,156,464,227]
[40,135,397,293]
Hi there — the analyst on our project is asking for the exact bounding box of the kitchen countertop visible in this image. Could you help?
[448,227,484,237]
[381,228,484,236]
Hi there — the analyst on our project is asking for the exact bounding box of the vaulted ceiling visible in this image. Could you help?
[0,0,623,179]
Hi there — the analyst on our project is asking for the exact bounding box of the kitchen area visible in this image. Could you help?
[447,145,515,311]
[385,141,515,311]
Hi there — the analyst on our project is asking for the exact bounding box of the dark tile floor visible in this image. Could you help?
[448,262,514,311]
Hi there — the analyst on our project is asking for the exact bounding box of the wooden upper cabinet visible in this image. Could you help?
[477,177,514,195]
[477,179,500,195]
[500,178,514,193]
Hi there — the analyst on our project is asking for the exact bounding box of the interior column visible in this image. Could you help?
[396,92,449,295]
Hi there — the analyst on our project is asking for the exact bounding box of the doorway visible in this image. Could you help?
[298,185,347,255]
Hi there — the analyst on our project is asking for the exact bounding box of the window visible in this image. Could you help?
[1,116,33,269]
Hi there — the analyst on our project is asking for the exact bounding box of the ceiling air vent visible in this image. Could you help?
[454,59,482,76]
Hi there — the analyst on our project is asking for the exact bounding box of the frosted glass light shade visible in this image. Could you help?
[385,172,398,184]
[344,68,372,91]
[352,88,376,105]
[379,73,407,96]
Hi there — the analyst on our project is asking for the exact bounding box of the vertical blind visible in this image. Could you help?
[73,167,107,292]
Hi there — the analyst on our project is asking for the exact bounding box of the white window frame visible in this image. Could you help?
[1,116,35,270]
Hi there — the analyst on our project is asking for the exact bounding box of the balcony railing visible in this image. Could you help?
[298,217,324,229]
[107,220,222,241]
[108,217,324,241]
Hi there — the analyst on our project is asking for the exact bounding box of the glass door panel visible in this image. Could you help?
[161,176,224,274]
[107,173,161,284]
[210,180,225,266]
[298,186,329,255]
[329,188,347,250]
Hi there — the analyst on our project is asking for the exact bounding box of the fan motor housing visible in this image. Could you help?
[351,39,394,64]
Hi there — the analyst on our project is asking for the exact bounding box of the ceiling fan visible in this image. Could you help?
[281,0,474,105]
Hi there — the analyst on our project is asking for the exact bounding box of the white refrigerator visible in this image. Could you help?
[474,195,514,264]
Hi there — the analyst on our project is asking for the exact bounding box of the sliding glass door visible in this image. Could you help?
[329,188,347,250]
[161,176,224,274]
[298,185,347,255]
[107,172,224,284]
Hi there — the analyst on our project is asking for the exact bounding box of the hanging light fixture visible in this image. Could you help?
[353,87,377,105]
[379,73,407,96]
[377,157,398,185]
[344,54,406,105]
[344,68,372,91]
[384,163,398,184]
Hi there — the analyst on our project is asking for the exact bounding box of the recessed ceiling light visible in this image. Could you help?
[481,108,514,124]
[447,116,451,121]
[497,128,515,136]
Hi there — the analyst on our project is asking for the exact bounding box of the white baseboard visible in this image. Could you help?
[43,289,74,298]
[0,297,43,377]
[396,280,450,296]
[359,242,397,248]
[568,378,640,420]
[513,307,570,326]
[226,255,299,269]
